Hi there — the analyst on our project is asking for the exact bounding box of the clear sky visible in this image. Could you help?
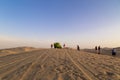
[0,0,120,49]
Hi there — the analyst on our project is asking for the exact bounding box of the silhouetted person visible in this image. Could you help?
[95,46,97,50]
[51,44,53,48]
[63,44,65,48]
[112,48,116,56]
[95,46,97,53]
[77,45,80,51]
[98,46,101,54]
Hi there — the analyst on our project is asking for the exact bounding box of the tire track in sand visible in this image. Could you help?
[0,53,39,79]
[33,50,62,80]
[0,54,37,69]
[19,53,47,80]
[66,52,99,80]
[0,50,43,68]
[25,52,52,80]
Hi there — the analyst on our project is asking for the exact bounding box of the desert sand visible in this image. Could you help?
[0,47,38,57]
[0,48,120,80]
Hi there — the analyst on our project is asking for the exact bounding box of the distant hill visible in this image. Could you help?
[0,47,37,57]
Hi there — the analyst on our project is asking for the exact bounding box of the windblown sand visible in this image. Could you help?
[0,49,120,80]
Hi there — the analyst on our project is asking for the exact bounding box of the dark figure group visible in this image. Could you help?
[51,43,117,57]
[51,43,66,48]
[51,43,80,51]
[95,46,117,56]
[95,46,101,54]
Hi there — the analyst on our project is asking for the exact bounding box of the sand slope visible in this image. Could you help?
[0,47,37,57]
[0,49,120,80]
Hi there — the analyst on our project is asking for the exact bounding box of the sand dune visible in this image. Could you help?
[0,47,37,57]
[0,49,120,80]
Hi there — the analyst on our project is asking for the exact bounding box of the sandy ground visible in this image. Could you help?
[0,49,120,80]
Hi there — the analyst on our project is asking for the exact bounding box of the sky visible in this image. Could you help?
[0,0,120,49]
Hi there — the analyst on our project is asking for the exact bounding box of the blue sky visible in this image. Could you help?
[0,0,120,49]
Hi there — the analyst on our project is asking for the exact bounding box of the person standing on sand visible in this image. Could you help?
[112,48,116,56]
[77,45,80,51]
[51,44,53,48]
[98,46,101,54]
[63,44,65,48]
[95,46,97,53]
